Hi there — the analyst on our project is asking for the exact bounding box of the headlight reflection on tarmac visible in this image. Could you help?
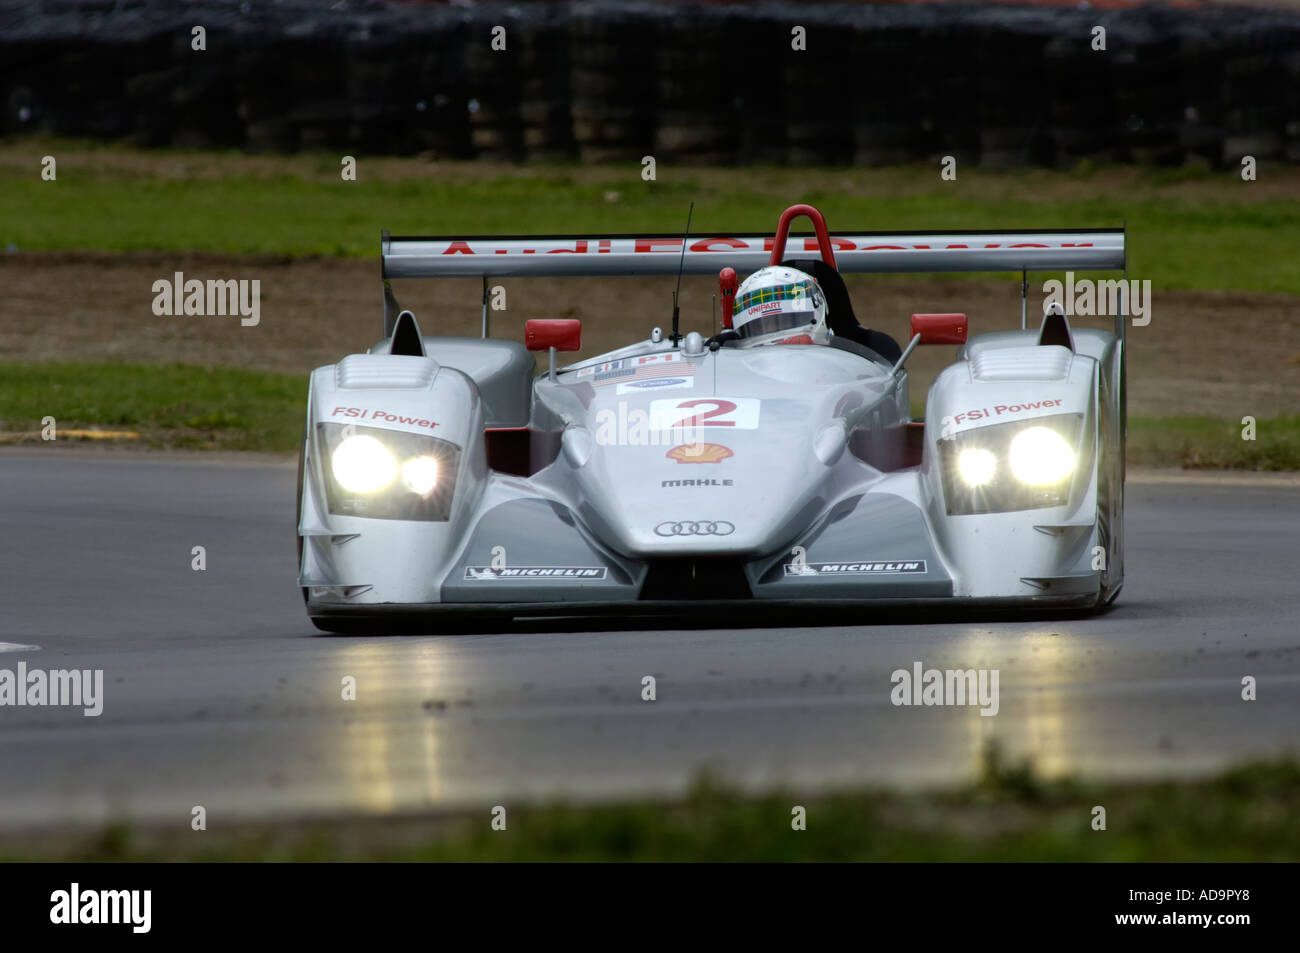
[333,641,447,814]
[958,628,1082,780]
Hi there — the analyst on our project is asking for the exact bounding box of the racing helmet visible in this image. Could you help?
[732,265,829,346]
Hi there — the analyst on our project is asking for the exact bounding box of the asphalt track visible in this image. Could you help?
[1,451,1297,828]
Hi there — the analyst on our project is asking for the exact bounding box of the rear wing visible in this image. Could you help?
[379,224,1125,338]
[381,228,1125,279]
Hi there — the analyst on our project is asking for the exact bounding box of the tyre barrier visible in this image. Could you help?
[0,0,1297,167]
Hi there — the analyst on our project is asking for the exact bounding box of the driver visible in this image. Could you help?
[731,265,830,347]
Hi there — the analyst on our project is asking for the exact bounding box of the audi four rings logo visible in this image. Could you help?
[655,520,735,536]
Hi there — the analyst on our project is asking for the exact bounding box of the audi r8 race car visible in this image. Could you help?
[296,204,1127,632]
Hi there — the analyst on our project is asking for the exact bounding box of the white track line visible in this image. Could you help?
[0,643,40,653]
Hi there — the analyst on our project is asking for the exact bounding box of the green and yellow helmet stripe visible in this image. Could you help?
[735,279,816,314]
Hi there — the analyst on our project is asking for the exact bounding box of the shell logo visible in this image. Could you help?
[666,443,733,464]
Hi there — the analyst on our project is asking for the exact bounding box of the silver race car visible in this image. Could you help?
[297,204,1127,631]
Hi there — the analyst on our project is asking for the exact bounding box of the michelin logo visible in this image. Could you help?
[784,560,926,577]
[465,566,607,580]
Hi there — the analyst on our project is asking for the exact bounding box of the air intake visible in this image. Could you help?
[969,345,1071,382]
[335,354,439,390]
[640,558,752,601]
[1037,302,1075,352]
[389,310,426,357]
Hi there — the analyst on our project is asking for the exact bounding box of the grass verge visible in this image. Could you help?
[2,139,1299,294]
[4,751,1297,862]
[2,361,1297,468]
[1128,416,1300,470]
[0,361,303,452]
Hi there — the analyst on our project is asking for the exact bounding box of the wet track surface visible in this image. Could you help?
[1,452,1297,826]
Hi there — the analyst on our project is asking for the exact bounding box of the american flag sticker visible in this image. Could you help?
[591,352,696,388]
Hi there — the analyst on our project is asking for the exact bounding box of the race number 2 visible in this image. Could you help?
[649,397,761,431]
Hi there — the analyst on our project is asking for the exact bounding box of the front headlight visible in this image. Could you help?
[400,455,440,495]
[317,422,461,521]
[1008,426,1075,485]
[957,447,998,487]
[938,413,1083,515]
[332,434,398,493]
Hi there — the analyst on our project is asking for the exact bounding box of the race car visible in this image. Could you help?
[297,203,1127,632]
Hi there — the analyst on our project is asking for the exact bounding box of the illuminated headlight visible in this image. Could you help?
[317,422,461,521]
[957,447,997,487]
[401,455,439,495]
[1009,426,1075,486]
[938,413,1083,515]
[332,435,397,493]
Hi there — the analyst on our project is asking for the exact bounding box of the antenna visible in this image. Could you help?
[669,201,694,347]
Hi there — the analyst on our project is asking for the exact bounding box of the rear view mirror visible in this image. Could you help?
[910,312,968,346]
[891,313,968,378]
[525,318,582,352]
[526,318,582,381]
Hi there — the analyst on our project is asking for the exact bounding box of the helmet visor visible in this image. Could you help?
[735,308,816,339]
[733,277,820,340]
